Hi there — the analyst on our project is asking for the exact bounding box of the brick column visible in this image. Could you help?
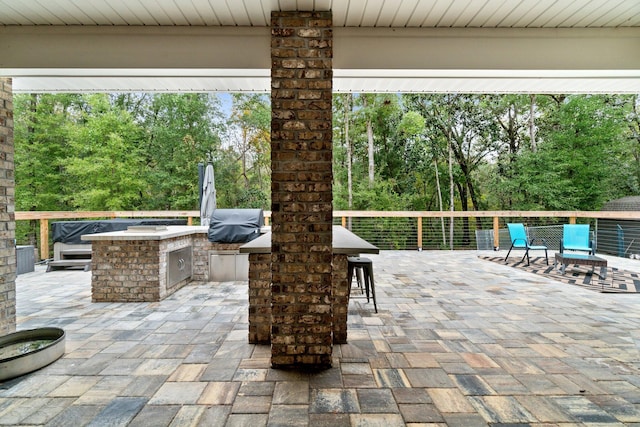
[248,252,272,344]
[270,11,333,368]
[0,78,16,334]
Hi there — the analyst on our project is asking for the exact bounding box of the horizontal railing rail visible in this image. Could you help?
[15,210,640,260]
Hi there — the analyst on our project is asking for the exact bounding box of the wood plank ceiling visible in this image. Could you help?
[1,0,639,28]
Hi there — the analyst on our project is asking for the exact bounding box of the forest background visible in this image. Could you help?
[13,92,640,244]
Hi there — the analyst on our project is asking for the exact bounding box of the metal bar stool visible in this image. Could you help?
[347,256,378,313]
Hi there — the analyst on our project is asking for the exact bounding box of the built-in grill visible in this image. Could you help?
[207,209,264,243]
[207,209,264,281]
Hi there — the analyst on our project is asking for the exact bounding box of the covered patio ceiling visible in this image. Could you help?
[1,0,639,94]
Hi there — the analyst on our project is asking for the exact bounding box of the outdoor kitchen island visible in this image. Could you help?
[240,226,379,345]
[82,225,246,302]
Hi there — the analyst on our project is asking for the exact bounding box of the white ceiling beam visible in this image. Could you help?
[1,26,639,93]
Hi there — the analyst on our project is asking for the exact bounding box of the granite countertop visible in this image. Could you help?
[81,226,209,241]
[239,225,379,255]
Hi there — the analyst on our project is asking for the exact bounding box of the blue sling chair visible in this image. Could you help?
[505,223,548,266]
[560,224,595,255]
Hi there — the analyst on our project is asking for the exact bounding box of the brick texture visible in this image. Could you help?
[248,252,272,344]
[0,78,15,334]
[91,236,194,302]
[271,11,333,368]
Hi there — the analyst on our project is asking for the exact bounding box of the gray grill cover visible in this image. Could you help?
[52,218,187,244]
[207,209,264,243]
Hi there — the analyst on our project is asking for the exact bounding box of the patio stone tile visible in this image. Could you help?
[308,413,351,426]
[398,403,444,423]
[515,395,579,423]
[267,404,308,426]
[341,362,373,375]
[482,374,528,394]
[231,395,272,413]
[403,368,454,388]
[587,394,640,423]
[47,376,101,397]
[349,413,406,426]
[442,413,490,427]
[134,358,183,376]
[391,387,432,404]
[356,388,398,413]
[552,395,623,423]
[343,374,377,388]
[233,368,268,382]
[167,363,208,382]
[272,381,309,404]
[169,405,206,427]
[198,382,240,405]
[193,405,232,427]
[184,344,222,363]
[515,374,566,395]
[120,375,167,397]
[308,367,343,388]
[0,397,48,424]
[238,381,275,397]
[45,404,104,427]
[17,397,75,425]
[385,353,410,368]
[461,352,501,369]
[225,413,268,427]
[149,382,207,405]
[428,388,475,413]
[309,389,360,413]
[128,404,181,427]
[85,396,147,427]
[468,396,537,424]
[99,358,144,376]
[451,374,496,396]
[373,368,410,388]
[74,376,134,405]
[404,352,440,368]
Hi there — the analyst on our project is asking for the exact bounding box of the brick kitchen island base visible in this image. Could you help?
[84,226,242,303]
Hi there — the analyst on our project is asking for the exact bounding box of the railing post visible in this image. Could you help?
[417,216,422,250]
[569,217,576,224]
[493,216,500,250]
[187,217,193,226]
[39,219,49,260]
[342,216,346,228]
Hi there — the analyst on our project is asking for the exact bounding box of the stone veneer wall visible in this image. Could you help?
[270,11,333,368]
[0,78,15,334]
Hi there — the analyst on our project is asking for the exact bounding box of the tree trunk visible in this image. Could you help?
[345,94,353,229]
[530,94,537,152]
[363,96,375,187]
[448,133,455,250]
[434,160,446,248]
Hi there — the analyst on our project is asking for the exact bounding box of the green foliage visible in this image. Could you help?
[12,90,640,247]
[64,94,146,210]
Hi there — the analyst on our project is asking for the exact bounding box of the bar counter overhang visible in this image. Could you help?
[240,226,379,345]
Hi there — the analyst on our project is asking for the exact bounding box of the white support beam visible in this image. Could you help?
[1,26,639,93]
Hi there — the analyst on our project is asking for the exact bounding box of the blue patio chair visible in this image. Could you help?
[560,224,595,255]
[504,223,548,266]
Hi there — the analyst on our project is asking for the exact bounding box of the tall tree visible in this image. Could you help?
[142,93,222,210]
[64,94,146,210]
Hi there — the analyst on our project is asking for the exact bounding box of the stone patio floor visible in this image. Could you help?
[1,249,640,426]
